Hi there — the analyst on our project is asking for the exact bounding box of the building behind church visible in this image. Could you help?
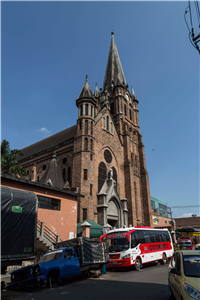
[18,32,153,228]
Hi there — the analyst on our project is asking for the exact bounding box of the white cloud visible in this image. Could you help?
[39,127,49,132]
[177,213,199,218]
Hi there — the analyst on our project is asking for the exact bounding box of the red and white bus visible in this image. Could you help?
[100,226,174,270]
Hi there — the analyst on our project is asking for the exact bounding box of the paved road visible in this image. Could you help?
[2,263,170,300]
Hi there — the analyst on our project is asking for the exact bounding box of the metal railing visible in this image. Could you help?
[37,219,62,245]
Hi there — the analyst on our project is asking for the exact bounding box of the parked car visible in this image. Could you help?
[193,244,200,250]
[168,250,200,300]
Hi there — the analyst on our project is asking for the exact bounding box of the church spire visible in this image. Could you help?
[77,74,95,101]
[103,31,126,91]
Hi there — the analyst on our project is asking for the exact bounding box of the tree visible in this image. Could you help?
[1,139,28,177]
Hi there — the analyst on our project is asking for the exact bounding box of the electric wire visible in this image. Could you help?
[194,1,200,26]
[189,1,193,28]
[169,205,200,208]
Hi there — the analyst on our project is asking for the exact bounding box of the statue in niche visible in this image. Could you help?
[109,167,113,179]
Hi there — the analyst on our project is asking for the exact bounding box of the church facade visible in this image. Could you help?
[18,32,153,228]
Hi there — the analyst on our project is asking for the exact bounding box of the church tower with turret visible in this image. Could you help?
[73,31,152,227]
[18,32,152,228]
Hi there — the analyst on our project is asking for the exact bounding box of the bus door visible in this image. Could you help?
[130,232,140,263]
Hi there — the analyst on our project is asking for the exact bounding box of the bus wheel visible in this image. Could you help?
[161,253,167,265]
[135,258,142,271]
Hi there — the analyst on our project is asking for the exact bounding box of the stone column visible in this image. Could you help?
[97,193,108,226]
[121,198,128,227]
[81,221,91,238]
[88,104,91,116]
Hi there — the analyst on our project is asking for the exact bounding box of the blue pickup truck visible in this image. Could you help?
[7,237,108,289]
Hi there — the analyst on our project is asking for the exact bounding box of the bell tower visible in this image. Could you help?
[100,32,152,226]
[73,75,96,222]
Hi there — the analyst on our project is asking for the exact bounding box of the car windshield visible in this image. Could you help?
[194,246,200,250]
[183,255,200,278]
[39,250,63,263]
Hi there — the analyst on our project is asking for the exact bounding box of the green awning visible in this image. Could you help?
[77,219,103,238]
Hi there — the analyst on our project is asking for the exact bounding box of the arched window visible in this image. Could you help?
[110,99,114,115]
[102,117,105,129]
[68,167,71,182]
[85,120,88,134]
[106,116,109,131]
[90,139,93,151]
[62,168,66,182]
[84,138,88,150]
[79,119,82,130]
[85,104,88,115]
[98,162,107,192]
[129,108,132,120]
[80,105,83,116]
[91,121,93,135]
[124,104,127,116]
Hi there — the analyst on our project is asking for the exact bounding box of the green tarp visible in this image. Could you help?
[77,219,103,238]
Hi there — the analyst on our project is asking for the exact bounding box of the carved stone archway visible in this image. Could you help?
[97,175,128,228]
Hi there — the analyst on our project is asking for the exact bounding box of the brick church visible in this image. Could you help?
[18,32,153,228]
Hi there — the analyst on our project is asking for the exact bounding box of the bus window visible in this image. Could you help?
[156,234,161,242]
[135,230,145,244]
[150,231,156,243]
[143,231,151,243]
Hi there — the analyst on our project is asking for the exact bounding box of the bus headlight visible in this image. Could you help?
[121,253,130,259]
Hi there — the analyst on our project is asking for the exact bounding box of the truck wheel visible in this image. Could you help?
[135,257,142,271]
[46,276,53,288]
[161,253,167,265]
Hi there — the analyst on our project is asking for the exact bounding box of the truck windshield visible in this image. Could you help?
[107,231,129,252]
[40,250,63,263]
[183,255,200,278]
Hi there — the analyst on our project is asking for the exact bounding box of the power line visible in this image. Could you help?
[169,205,200,208]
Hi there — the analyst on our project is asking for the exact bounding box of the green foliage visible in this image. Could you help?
[1,139,28,177]
[173,243,180,251]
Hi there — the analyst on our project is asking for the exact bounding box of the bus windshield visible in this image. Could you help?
[107,231,129,252]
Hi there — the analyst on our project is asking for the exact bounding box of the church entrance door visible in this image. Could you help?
[107,198,119,228]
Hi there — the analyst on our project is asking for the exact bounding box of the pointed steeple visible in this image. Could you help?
[131,85,137,100]
[103,31,126,91]
[40,152,65,189]
[94,82,99,97]
[77,74,95,101]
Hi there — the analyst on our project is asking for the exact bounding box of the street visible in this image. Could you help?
[2,262,170,300]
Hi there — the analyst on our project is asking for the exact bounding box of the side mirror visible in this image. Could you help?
[170,268,180,275]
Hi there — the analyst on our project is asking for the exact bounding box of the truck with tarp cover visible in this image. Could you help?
[7,237,108,290]
[1,186,38,274]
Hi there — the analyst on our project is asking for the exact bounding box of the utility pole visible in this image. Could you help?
[184,1,200,53]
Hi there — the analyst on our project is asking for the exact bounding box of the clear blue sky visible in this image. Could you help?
[1,1,199,219]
